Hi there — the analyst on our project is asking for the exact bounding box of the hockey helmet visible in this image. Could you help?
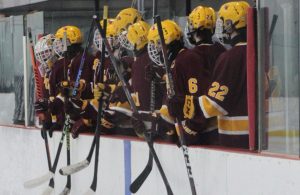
[93,18,119,53]
[114,8,142,50]
[127,21,150,51]
[147,20,182,66]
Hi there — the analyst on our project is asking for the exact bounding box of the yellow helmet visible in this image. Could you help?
[93,18,119,52]
[147,20,182,46]
[114,8,142,34]
[147,20,182,66]
[218,1,249,30]
[188,6,216,32]
[55,25,83,44]
[114,8,142,50]
[127,21,150,51]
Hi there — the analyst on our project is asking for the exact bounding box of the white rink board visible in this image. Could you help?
[1,126,300,195]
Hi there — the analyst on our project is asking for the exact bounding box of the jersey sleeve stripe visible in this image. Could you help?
[198,95,228,118]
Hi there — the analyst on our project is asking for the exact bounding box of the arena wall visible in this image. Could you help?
[1,125,300,195]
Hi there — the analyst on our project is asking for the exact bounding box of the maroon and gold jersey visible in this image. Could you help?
[69,52,95,99]
[192,42,226,75]
[198,43,249,148]
[131,50,164,111]
[49,58,70,97]
[170,46,221,145]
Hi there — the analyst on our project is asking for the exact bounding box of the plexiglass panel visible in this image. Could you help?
[259,0,300,155]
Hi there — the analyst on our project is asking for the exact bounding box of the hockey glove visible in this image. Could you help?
[40,120,53,139]
[71,118,91,139]
[131,118,146,138]
[167,95,185,120]
[145,63,165,83]
[34,98,49,113]
[49,122,63,137]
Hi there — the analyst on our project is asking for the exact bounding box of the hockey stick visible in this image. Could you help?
[130,76,156,193]
[59,121,71,195]
[41,117,72,195]
[83,5,108,195]
[94,13,173,195]
[130,1,157,192]
[155,15,197,195]
[72,21,96,97]
[130,68,156,193]
[23,29,53,189]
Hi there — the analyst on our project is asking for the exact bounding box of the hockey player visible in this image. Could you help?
[47,25,95,134]
[70,19,121,138]
[183,1,250,149]
[125,20,177,140]
[148,18,221,145]
[89,8,143,137]
[176,6,226,145]
[33,34,59,137]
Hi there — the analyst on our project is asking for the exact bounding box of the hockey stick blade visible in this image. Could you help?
[23,172,53,188]
[59,187,70,195]
[41,186,54,195]
[83,188,95,195]
[130,151,153,193]
[59,159,90,175]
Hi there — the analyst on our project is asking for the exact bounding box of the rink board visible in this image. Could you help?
[1,126,300,195]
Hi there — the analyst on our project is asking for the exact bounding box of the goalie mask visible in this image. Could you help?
[185,6,216,45]
[127,21,150,53]
[34,34,57,72]
[93,19,119,57]
[147,20,182,66]
[215,1,249,44]
[114,8,142,50]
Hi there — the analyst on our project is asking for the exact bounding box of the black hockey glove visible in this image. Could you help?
[34,98,49,113]
[167,95,185,121]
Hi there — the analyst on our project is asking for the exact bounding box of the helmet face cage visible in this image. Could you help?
[147,41,163,67]
[93,29,119,55]
[184,23,196,47]
[53,38,64,58]
[34,34,55,65]
[118,30,134,51]
[214,17,228,44]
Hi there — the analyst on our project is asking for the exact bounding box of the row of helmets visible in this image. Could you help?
[34,1,249,70]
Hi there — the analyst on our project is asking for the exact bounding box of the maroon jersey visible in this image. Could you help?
[131,50,164,111]
[49,58,70,97]
[192,42,226,75]
[198,43,249,148]
[69,52,94,99]
[170,47,219,145]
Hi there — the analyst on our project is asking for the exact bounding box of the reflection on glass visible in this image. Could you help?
[261,0,299,155]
